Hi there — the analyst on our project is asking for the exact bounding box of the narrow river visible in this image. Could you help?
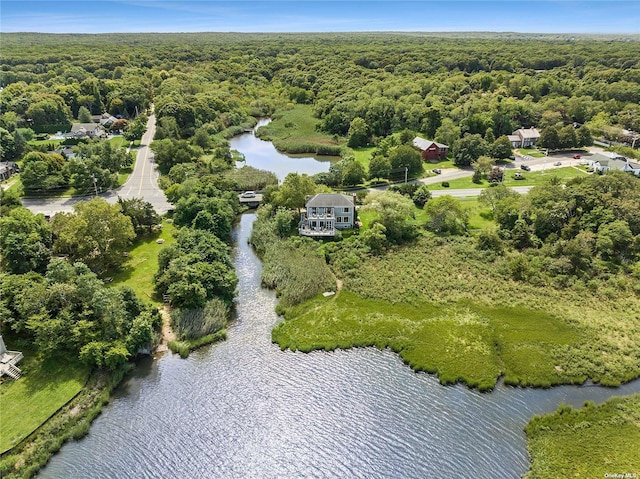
[40,130,640,479]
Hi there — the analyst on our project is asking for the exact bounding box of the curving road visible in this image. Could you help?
[21,113,172,216]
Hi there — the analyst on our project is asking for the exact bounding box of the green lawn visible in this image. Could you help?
[107,220,176,304]
[525,395,640,478]
[352,147,376,169]
[0,350,90,454]
[428,167,588,190]
[27,139,64,148]
[108,135,128,149]
[517,148,546,158]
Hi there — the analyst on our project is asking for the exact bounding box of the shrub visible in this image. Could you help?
[441,181,450,187]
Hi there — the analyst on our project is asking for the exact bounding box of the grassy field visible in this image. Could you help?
[358,196,494,232]
[107,220,176,304]
[428,167,588,190]
[525,394,640,478]
[256,105,343,154]
[0,350,90,454]
[352,146,375,169]
[272,232,640,390]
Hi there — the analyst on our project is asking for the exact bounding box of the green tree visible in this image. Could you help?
[576,126,593,147]
[558,125,578,150]
[492,135,514,159]
[452,134,488,167]
[117,197,160,237]
[51,198,135,273]
[347,117,370,148]
[0,207,52,274]
[342,160,366,186]
[424,195,469,235]
[272,173,318,212]
[412,184,432,208]
[124,114,148,141]
[77,105,93,123]
[362,190,416,243]
[388,145,423,176]
[538,126,560,150]
[368,155,391,181]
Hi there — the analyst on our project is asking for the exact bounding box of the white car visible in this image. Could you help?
[241,191,256,198]
[553,161,562,166]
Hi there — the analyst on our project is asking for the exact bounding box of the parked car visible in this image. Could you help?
[241,191,256,198]
[573,154,581,159]
[553,161,562,166]
[520,164,531,171]
[432,168,442,174]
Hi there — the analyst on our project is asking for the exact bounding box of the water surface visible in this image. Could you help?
[40,213,640,479]
[231,119,337,181]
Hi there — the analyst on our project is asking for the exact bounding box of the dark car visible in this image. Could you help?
[520,164,531,171]
[432,168,442,174]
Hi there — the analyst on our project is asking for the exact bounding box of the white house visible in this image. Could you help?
[589,152,640,176]
[508,128,541,148]
[66,123,106,139]
[299,193,356,237]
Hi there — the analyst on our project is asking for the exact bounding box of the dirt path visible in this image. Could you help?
[156,306,176,353]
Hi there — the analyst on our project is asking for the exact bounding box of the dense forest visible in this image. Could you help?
[1,32,640,478]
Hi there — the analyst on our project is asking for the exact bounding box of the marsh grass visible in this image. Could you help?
[274,291,587,391]
[256,105,342,154]
[524,395,640,478]
[168,330,227,358]
[274,233,640,389]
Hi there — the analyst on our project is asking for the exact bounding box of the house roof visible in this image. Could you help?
[627,161,640,170]
[306,193,355,208]
[514,128,540,139]
[507,135,521,142]
[71,123,103,133]
[412,136,448,150]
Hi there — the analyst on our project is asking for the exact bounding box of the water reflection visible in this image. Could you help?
[231,119,338,181]
[40,213,640,479]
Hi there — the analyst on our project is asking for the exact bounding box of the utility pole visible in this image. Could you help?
[92,175,98,196]
[404,167,408,184]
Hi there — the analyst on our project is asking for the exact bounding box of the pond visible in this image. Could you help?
[230,119,338,181]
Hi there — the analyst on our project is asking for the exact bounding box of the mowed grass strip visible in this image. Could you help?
[427,167,588,190]
[107,219,176,304]
[0,351,90,453]
[273,291,584,391]
[525,394,640,479]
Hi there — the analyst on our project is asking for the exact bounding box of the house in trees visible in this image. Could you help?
[299,193,356,237]
[67,123,106,139]
[588,152,640,175]
[412,136,449,161]
[0,335,23,380]
[0,161,19,181]
[508,128,541,148]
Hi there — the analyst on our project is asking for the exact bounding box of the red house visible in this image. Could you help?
[412,136,449,161]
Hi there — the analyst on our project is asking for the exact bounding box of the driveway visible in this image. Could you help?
[22,113,172,216]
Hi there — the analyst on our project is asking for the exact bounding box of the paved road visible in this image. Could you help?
[22,113,172,216]
[430,185,533,197]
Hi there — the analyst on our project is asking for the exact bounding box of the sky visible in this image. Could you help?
[1,1,639,34]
